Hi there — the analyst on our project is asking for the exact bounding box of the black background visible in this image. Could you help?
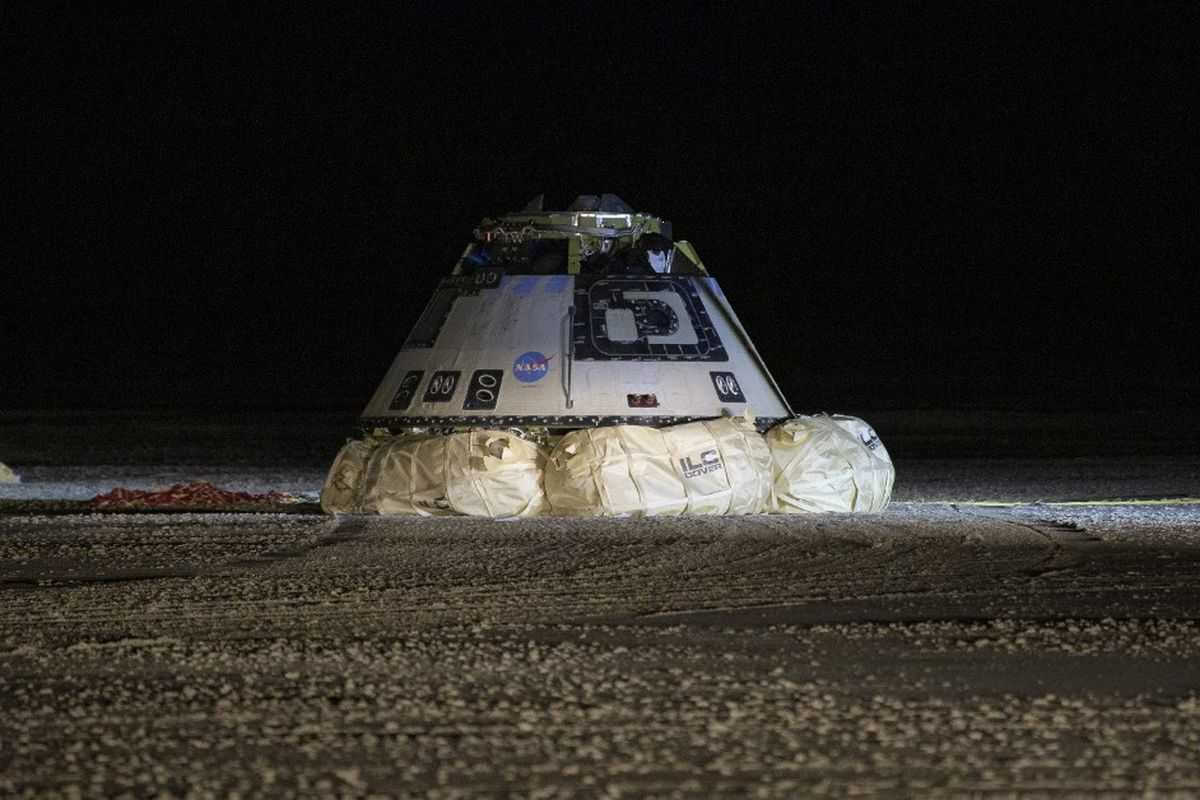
[4,4,1196,413]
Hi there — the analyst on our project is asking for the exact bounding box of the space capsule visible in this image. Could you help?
[359,194,793,435]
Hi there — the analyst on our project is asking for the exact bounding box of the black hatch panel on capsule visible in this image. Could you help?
[571,275,728,362]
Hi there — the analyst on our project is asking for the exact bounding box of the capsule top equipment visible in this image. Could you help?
[455,193,708,277]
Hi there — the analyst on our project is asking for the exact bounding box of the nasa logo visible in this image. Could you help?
[512,351,554,383]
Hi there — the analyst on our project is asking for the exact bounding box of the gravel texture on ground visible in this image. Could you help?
[1,411,1198,795]
[2,503,1199,796]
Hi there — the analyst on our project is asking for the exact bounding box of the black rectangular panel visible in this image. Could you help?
[710,371,747,403]
[422,370,461,403]
[571,275,728,362]
[462,369,503,410]
[389,370,425,411]
[403,288,457,349]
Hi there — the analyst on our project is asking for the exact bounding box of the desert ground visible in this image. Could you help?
[1,409,1197,796]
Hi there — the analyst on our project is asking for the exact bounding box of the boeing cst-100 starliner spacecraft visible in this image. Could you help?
[324,195,893,517]
[361,193,793,434]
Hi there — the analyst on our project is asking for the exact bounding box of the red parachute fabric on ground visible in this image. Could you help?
[89,481,300,510]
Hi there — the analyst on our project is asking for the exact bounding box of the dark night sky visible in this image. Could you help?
[3,3,1197,412]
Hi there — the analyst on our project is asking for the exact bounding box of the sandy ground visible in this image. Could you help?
[1,411,1198,795]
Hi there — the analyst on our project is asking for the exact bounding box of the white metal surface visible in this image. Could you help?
[361,273,791,429]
